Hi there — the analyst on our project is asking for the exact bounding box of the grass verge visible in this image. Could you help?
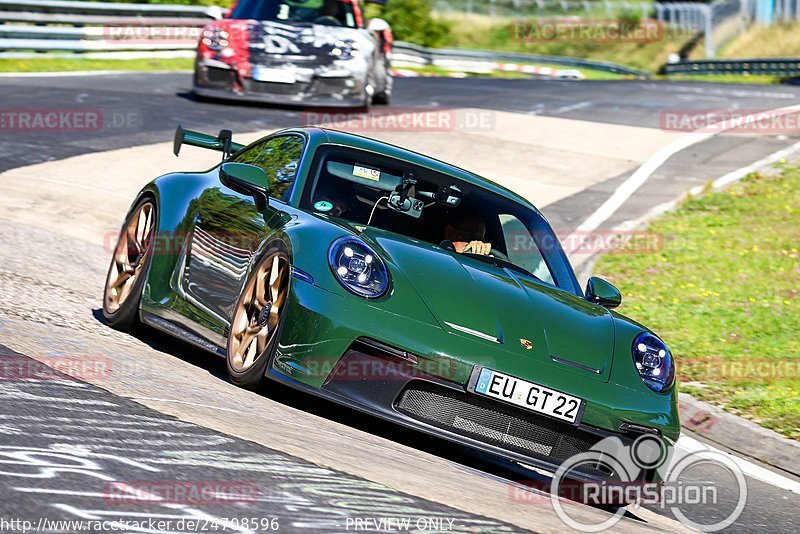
[0,57,193,73]
[593,163,800,439]
[438,14,694,74]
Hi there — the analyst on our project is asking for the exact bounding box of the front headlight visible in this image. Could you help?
[328,236,390,299]
[201,27,230,50]
[632,332,675,393]
[331,39,360,59]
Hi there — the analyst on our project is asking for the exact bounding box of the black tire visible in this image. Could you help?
[102,197,157,331]
[226,247,291,390]
[372,58,392,105]
[372,91,390,105]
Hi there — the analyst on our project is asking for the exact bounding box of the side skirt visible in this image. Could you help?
[141,311,226,358]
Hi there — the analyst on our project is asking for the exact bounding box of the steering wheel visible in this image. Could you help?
[313,15,342,26]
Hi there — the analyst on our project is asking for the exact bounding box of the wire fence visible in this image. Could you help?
[432,0,800,57]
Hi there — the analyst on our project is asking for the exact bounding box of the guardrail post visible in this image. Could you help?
[704,5,713,57]
[489,0,496,19]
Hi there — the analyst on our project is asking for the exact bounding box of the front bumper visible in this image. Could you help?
[270,277,680,483]
[194,62,367,108]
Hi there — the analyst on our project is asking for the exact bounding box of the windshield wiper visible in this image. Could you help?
[461,252,540,281]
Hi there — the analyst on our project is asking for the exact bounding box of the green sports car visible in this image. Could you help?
[103,125,679,485]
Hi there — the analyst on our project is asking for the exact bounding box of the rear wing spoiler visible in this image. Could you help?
[173,124,246,160]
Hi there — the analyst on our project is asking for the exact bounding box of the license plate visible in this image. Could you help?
[472,367,585,425]
[252,67,296,84]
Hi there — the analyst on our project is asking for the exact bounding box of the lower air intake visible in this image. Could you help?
[396,382,603,465]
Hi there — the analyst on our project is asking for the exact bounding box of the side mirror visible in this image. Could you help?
[585,277,621,309]
[220,162,270,211]
[367,18,390,33]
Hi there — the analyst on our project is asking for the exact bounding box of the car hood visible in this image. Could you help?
[247,20,373,68]
[365,230,615,382]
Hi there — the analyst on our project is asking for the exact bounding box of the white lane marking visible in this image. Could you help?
[676,434,800,495]
[15,488,107,497]
[640,82,800,100]
[576,131,712,232]
[527,103,545,115]
[575,103,800,232]
[552,101,592,115]
[711,138,800,189]
[613,138,800,233]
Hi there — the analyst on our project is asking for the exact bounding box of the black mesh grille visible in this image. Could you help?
[242,79,309,95]
[205,66,233,87]
[396,382,602,464]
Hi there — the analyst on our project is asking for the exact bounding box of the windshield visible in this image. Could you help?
[230,0,358,28]
[301,146,582,295]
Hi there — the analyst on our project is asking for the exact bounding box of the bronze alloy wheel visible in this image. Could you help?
[227,249,290,388]
[103,198,156,329]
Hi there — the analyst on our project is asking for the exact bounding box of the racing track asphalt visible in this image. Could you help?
[1,72,799,533]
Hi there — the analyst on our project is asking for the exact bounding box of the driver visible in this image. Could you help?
[284,0,341,24]
[443,212,492,255]
[319,0,341,20]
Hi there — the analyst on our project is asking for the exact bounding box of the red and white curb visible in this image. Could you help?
[391,61,584,80]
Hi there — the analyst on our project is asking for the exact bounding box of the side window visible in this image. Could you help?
[499,214,555,286]
[231,135,304,201]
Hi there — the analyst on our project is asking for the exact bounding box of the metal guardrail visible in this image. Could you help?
[0,0,218,58]
[0,0,222,18]
[0,0,646,77]
[663,58,800,77]
[392,41,650,77]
